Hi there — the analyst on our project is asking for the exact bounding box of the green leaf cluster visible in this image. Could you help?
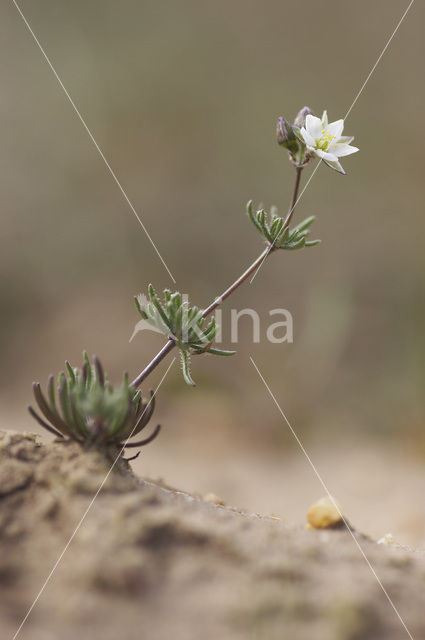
[136,285,235,385]
[29,352,159,447]
[247,201,320,250]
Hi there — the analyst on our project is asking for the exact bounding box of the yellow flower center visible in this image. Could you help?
[315,130,335,151]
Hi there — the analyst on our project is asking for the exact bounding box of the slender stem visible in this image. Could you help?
[131,246,270,388]
[201,246,270,318]
[131,339,175,389]
[283,166,302,229]
[131,166,304,389]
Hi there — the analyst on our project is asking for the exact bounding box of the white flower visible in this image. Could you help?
[299,111,359,174]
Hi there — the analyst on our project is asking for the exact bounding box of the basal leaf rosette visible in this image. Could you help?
[29,352,160,449]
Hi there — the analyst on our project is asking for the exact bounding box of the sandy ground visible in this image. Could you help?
[3,400,425,548]
[135,434,425,549]
[1,429,424,640]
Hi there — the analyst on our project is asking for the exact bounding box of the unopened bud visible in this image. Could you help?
[276,117,298,154]
[294,106,313,129]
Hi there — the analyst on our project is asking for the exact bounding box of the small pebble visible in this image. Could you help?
[203,492,225,506]
[306,496,343,529]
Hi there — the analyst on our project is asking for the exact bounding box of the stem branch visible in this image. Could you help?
[201,246,270,318]
[131,339,175,389]
[131,166,304,389]
[283,166,302,229]
[131,246,270,388]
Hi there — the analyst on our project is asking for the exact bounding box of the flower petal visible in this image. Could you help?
[300,127,315,147]
[332,144,359,158]
[327,119,344,138]
[323,157,346,175]
[338,136,354,144]
[321,111,328,129]
[305,114,322,138]
[315,149,338,162]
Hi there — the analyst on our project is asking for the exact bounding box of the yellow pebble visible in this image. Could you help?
[203,492,225,506]
[306,496,343,529]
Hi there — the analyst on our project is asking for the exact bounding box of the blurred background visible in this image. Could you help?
[1,0,424,544]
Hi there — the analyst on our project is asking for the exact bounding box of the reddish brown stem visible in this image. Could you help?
[130,246,271,388]
[131,167,303,389]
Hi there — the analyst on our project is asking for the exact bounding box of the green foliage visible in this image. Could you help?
[29,352,160,448]
[247,201,320,250]
[135,285,235,386]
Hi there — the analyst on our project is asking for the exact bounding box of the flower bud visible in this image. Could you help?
[276,117,298,154]
[294,106,313,129]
